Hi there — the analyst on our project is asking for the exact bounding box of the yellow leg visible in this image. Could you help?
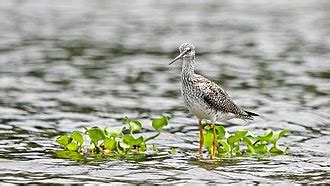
[199,120,204,156]
[212,124,216,159]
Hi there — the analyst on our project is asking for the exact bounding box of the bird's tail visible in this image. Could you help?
[245,110,259,117]
[242,110,259,120]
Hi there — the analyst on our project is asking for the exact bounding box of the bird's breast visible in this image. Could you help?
[181,83,216,120]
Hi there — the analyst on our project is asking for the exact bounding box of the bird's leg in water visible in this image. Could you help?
[199,120,204,156]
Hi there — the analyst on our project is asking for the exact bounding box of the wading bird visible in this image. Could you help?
[169,43,259,159]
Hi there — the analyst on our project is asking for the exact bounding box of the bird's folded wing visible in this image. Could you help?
[193,74,246,116]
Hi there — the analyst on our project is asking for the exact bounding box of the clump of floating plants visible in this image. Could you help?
[55,116,169,159]
[203,125,290,158]
[55,116,290,160]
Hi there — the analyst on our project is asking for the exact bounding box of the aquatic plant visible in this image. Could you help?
[56,116,169,156]
[203,125,290,158]
[55,116,290,160]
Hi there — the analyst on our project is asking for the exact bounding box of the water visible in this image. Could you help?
[0,0,329,184]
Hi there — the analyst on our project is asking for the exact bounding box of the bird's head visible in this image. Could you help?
[169,43,195,65]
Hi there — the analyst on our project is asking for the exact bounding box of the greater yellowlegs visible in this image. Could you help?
[169,43,259,159]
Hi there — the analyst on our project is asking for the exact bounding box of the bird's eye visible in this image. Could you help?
[187,48,192,52]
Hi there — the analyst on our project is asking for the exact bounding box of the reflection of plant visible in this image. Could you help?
[56,116,169,155]
[203,125,290,158]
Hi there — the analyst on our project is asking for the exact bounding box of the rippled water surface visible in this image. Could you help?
[0,0,329,184]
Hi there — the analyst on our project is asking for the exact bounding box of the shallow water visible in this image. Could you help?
[0,0,329,184]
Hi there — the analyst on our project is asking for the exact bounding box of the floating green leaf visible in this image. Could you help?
[104,138,116,151]
[123,134,144,146]
[227,135,240,146]
[130,120,142,133]
[270,146,284,154]
[203,133,214,150]
[87,127,105,145]
[140,143,146,152]
[70,131,84,146]
[268,130,290,144]
[242,136,253,146]
[152,116,168,131]
[119,141,130,149]
[259,131,273,142]
[56,135,71,147]
[67,141,79,151]
[216,126,226,139]
[254,144,267,154]
[219,140,231,152]
[279,130,290,138]
[235,130,248,139]
[104,128,121,138]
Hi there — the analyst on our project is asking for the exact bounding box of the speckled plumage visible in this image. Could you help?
[176,43,258,123]
[170,43,258,158]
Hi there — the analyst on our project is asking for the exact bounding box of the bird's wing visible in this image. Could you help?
[193,74,248,117]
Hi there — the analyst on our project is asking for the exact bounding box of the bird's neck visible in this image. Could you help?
[181,58,195,78]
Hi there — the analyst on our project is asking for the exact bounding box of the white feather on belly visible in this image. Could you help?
[184,96,237,123]
[184,97,216,121]
[216,112,236,122]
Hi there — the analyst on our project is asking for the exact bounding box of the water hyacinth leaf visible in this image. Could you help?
[227,135,240,146]
[259,131,273,142]
[70,131,84,146]
[119,141,130,149]
[203,133,214,150]
[270,146,284,154]
[88,142,96,151]
[67,141,79,151]
[131,136,144,146]
[139,143,146,152]
[219,140,230,152]
[123,134,134,144]
[105,128,121,138]
[123,134,144,146]
[104,138,116,151]
[247,136,258,145]
[152,116,169,131]
[242,136,253,146]
[121,126,131,134]
[56,135,71,147]
[235,130,248,139]
[279,130,290,138]
[247,144,255,153]
[88,127,105,145]
[216,126,226,139]
[254,144,267,154]
[130,120,142,133]
[268,132,280,144]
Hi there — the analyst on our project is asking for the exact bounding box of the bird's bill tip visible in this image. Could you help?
[169,50,188,65]
[169,58,179,65]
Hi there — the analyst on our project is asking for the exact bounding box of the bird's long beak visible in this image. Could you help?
[169,50,188,65]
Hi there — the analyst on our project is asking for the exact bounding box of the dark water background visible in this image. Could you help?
[0,0,329,184]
